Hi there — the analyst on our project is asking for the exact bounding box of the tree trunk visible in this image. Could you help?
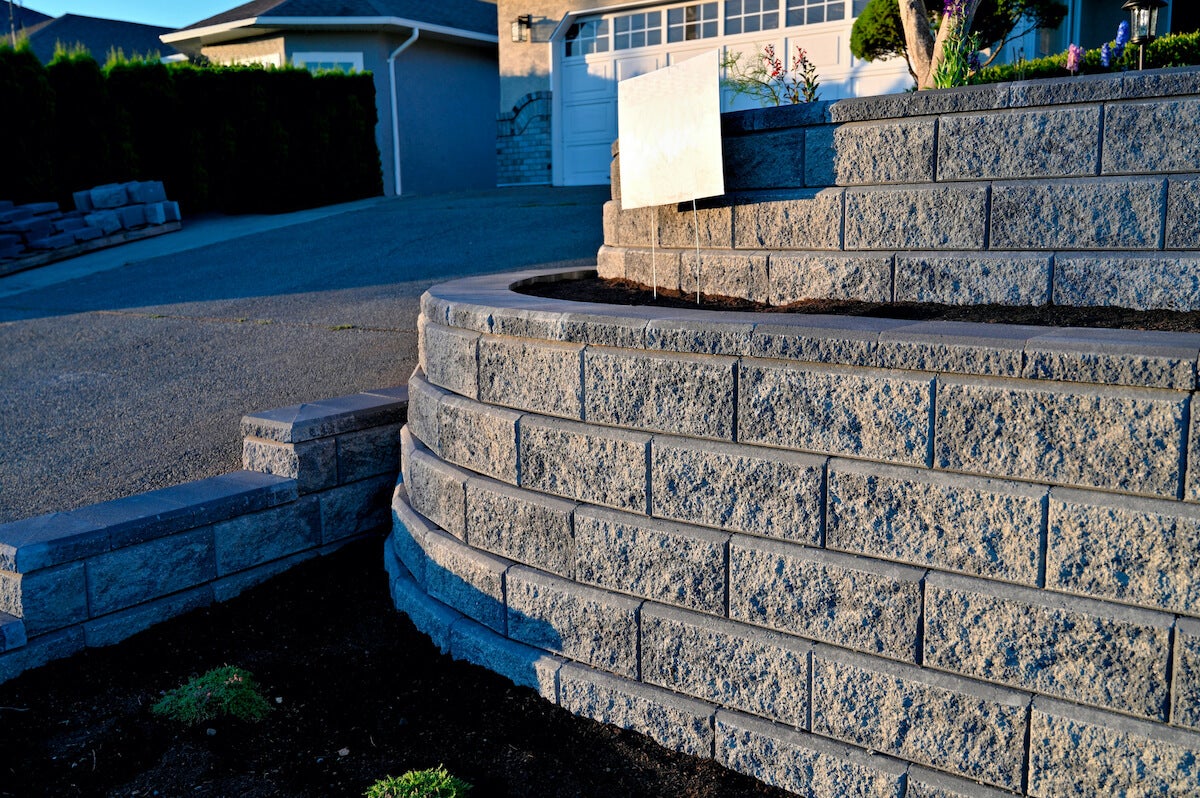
[898,0,984,90]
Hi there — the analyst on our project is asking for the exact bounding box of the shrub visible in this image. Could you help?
[974,30,1200,84]
[151,665,272,725]
[365,766,473,798]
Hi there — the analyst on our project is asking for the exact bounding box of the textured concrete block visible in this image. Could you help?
[657,203,731,248]
[771,253,892,305]
[1103,98,1200,175]
[990,177,1164,250]
[716,709,907,798]
[642,604,810,727]
[644,318,753,356]
[213,497,321,574]
[924,572,1173,719]
[0,628,85,686]
[1029,696,1200,797]
[1024,327,1200,390]
[423,527,509,634]
[1054,254,1200,312]
[906,766,1017,798]
[506,565,641,678]
[559,662,715,757]
[478,335,583,419]
[1174,617,1200,730]
[449,617,560,701]
[1048,489,1200,615]
[212,551,316,603]
[0,512,109,573]
[804,124,836,187]
[739,361,934,466]
[242,436,336,494]
[437,394,520,483]
[556,311,647,349]
[877,320,1035,378]
[730,537,924,662]
[389,563,462,654]
[939,106,1100,181]
[391,485,432,587]
[894,252,1052,306]
[623,247,681,293]
[844,184,988,251]
[84,586,212,648]
[519,416,649,513]
[828,459,1044,585]
[680,250,769,304]
[406,369,447,453]
[812,647,1029,791]
[652,435,824,542]
[1167,175,1200,249]
[0,562,87,636]
[405,446,467,539]
[337,424,402,484]
[86,529,215,616]
[419,318,479,399]
[241,390,407,444]
[747,317,909,367]
[723,128,806,190]
[596,243,624,279]
[574,506,727,614]
[90,183,127,208]
[610,202,654,247]
[465,476,575,576]
[833,118,936,185]
[319,474,393,542]
[935,376,1187,498]
[731,190,843,250]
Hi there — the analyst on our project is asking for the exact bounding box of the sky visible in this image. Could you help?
[19,1,238,28]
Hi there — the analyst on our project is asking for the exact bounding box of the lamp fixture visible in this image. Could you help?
[511,14,533,43]
[1122,0,1168,69]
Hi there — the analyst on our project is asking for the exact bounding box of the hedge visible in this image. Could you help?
[973,30,1200,84]
[0,45,382,214]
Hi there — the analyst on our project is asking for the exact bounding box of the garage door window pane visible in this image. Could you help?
[566,19,610,56]
[614,11,663,49]
[725,0,779,35]
[667,3,718,42]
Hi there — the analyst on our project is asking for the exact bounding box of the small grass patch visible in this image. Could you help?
[151,665,271,725]
[365,765,472,798]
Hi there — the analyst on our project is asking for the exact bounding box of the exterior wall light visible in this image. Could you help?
[511,14,533,43]
[1122,0,1168,69]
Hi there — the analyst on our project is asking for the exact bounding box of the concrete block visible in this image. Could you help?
[731,189,843,250]
[642,603,810,727]
[117,204,145,229]
[877,320,1035,378]
[596,244,623,279]
[803,124,836,187]
[716,709,907,798]
[1048,488,1200,616]
[465,476,574,577]
[644,317,752,356]
[812,646,1029,791]
[52,216,87,234]
[83,585,212,648]
[242,436,336,494]
[924,571,1173,719]
[0,628,84,686]
[1028,696,1200,797]
[406,369,445,453]
[437,393,520,483]
[657,202,731,248]
[622,247,682,293]
[938,106,1101,180]
[89,183,127,209]
[906,766,1018,798]
[844,184,989,251]
[574,506,727,614]
[1174,617,1200,730]
[680,250,769,304]
[212,497,321,575]
[1008,71,1125,107]
[832,82,1008,121]
[827,459,1044,585]
[0,561,87,636]
[739,361,934,467]
[336,424,402,484]
[935,375,1187,498]
[1024,327,1200,390]
[610,202,654,247]
[241,391,407,444]
[389,561,461,654]
[1054,254,1200,312]
[72,190,93,212]
[73,226,103,243]
[770,253,892,305]
[990,177,1164,250]
[143,202,167,225]
[83,211,121,235]
[0,512,109,573]
[651,435,824,542]
[0,613,25,652]
[29,232,76,250]
[506,565,641,678]
[318,474,394,543]
[127,180,167,203]
[86,529,215,616]
[557,310,647,348]
[747,316,909,367]
[423,526,509,634]
[391,485,431,587]
[163,201,181,223]
[419,318,479,399]
[559,661,715,757]
[730,537,924,662]
[1103,97,1200,175]
[832,118,936,185]
[449,617,560,701]
[519,415,650,513]
[722,128,805,190]
[1167,175,1200,249]
[478,335,583,419]
[583,347,735,440]
[894,252,1053,306]
[403,446,467,539]
[212,550,316,603]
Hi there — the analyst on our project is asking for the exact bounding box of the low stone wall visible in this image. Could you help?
[600,67,1200,311]
[0,387,406,685]
[497,91,552,187]
[390,267,1200,796]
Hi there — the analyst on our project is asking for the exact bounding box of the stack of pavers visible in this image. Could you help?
[0,180,182,275]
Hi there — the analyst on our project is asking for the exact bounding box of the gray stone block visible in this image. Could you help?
[0,613,25,652]
[128,180,167,203]
[72,190,93,212]
[804,125,836,187]
[559,661,715,758]
[731,189,843,250]
[924,571,1173,719]
[556,311,647,349]
[83,211,121,235]
[657,203,731,248]
[771,253,892,305]
[1054,254,1200,312]
[242,436,336,494]
[812,646,1029,791]
[437,393,520,483]
[1028,696,1200,797]
[827,459,1044,585]
[877,320,1037,378]
[1167,175,1200,249]
[1008,71,1124,107]
[143,202,167,225]
[620,247,682,293]
[449,617,560,701]
[163,201,181,223]
[716,709,907,798]
[1175,617,1200,730]
[990,177,1164,250]
[83,585,212,648]
[423,526,509,634]
[391,484,431,587]
[1103,98,1200,175]
[405,446,467,539]
[938,106,1101,181]
[644,318,753,356]
[935,375,1187,498]
[337,424,402,484]
[29,232,77,250]
[519,416,650,513]
[0,512,109,573]
[894,252,1052,306]
[213,497,321,575]
[406,369,445,453]
[651,435,824,543]
[833,118,937,185]
[318,474,393,542]
[723,128,806,190]
[680,250,769,304]
[478,335,583,419]
[419,318,479,399]
[90,183,127,209]
[1024,327,1200,389]
[465,475,575,577]
[0,628,85,687]
[596,244,623,279]
[241,391,407,444]
[642,603,811,727]
[574,506,727,614]
[845,184,989,251]
[212,550,317,603]
[739,361,934,467]
[746,316,910,367]
[86,529,215,617]
[117,204,145,229]
[0,561,87,636]
[609,202,654,247]
[730,537,924,662]
[72,226,103,243]
[906,766,1018,798]
[389,562,462,654]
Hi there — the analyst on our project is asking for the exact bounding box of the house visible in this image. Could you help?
[495,0,1193,187]
[163,0,500,197]
[19,13,181,63]
[1,0,50,46]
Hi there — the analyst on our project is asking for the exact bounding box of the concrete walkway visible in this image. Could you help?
[0,186,609,523]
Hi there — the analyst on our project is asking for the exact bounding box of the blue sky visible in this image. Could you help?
[24,1,238,28]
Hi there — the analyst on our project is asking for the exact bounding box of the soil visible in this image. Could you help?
[0,539,794,798]
[518,276,1200,333]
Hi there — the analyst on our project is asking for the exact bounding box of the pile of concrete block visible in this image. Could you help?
[73,181,181,236]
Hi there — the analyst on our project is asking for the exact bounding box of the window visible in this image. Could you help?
[786,0,845,26]
[667,2,718,42]
[565,18,610,56]
[724,0,779,35]
[292,51,363,72]
[226,53,282,68]
[614,11,663,49]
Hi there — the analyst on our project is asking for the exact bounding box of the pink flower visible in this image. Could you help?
[1066,43,1084,75]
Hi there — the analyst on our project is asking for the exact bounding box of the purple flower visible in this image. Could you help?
[944,0,964,18]
[968,50,981,72]
[1116,20,1131,49]
[1101,42,1111,67]
[1066,43,1084,74]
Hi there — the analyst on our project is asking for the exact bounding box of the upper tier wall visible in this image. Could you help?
[600,67,1200,311]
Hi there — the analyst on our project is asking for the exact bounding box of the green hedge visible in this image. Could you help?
[0,45,382,214]
[974,30,1200,84]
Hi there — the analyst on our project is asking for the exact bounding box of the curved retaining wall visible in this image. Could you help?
[387,268,1200,797]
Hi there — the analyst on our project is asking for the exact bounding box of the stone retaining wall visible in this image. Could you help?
[497,91,552,187]
[0,387,406,685]
[599,67,1200,312]
[389,267,1200,796]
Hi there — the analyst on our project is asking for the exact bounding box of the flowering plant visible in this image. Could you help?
[932,0,982,88]
[721,43,821,106]
[1066,43,1084,74]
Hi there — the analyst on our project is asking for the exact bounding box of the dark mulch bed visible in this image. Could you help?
[519,276,1200,333]
[0,539,792,798]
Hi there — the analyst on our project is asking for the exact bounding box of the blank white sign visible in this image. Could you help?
[617,49,725,210]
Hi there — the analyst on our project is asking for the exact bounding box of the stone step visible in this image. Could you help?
[0,611,27,652]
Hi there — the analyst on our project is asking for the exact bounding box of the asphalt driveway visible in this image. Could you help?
[0,186,610,524]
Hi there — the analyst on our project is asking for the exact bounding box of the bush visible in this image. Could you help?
[365,766,473,798]
[974,30,1200,83]
[151,665,272,725]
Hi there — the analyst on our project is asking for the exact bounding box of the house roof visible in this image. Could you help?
[1,1,52,42]
[21,14,180,62]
